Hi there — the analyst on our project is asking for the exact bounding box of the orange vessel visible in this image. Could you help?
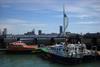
[7,41,38,53]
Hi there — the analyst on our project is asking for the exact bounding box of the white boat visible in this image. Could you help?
[40,42,96,64]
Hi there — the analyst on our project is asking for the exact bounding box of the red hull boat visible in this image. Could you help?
[7,41,38,53]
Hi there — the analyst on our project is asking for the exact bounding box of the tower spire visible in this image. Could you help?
[63,5,68,37]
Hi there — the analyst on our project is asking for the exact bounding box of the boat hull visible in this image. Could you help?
[39,50,82,64]
[6,48,38,54]
[39,50,97,64]
[7,50,33,54]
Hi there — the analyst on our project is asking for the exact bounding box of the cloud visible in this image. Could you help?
[65,0,100,19]
[0,5,10,8]
[77,21,99,24]
[0,18,48,34]
[0,0,100,33]
[0,18,27,24]
[0,0,100,16]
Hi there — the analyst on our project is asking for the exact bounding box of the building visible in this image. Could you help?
[32,28,35,35]
[38,30,42,35]
[59,25,63,34]
[2,28,7,36]
[24,28,35,35]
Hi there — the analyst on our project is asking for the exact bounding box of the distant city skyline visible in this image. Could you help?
[0,0,100,34]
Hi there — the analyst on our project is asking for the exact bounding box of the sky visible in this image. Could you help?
[0,0,100,34]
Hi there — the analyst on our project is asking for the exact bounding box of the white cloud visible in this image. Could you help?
[0,18,48,34]
[0,0,100,16]
[0,5,10,8]
[78,21,99,24]
[0,18,27,24]
[0,0,100,33]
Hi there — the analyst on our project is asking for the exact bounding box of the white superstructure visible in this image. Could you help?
[48,42,95,58]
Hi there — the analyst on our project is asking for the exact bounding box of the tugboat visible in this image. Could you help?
[7,41,38,53]
[39,41,96,64]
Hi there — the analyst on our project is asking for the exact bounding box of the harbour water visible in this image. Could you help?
[0,53,99,67]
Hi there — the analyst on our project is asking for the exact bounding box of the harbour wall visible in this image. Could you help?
[0,34,100,50]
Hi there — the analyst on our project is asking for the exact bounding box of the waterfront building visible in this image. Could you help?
[38,30,42,35]
[59,25,63,34]
[24,28,35,35]
[2,28,7,38]
[3,28,7,35]
[32,28,35,35]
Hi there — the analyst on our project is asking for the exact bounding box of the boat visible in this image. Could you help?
[7,41,38,53]
[38,5,97,64]
[39,41,96,64]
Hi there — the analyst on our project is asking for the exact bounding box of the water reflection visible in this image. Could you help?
[0,54,99,67]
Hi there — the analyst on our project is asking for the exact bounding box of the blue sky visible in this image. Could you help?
[0,0,100,34]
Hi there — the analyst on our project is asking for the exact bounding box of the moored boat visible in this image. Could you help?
[39,42,96,64]
[7,41,38,53]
